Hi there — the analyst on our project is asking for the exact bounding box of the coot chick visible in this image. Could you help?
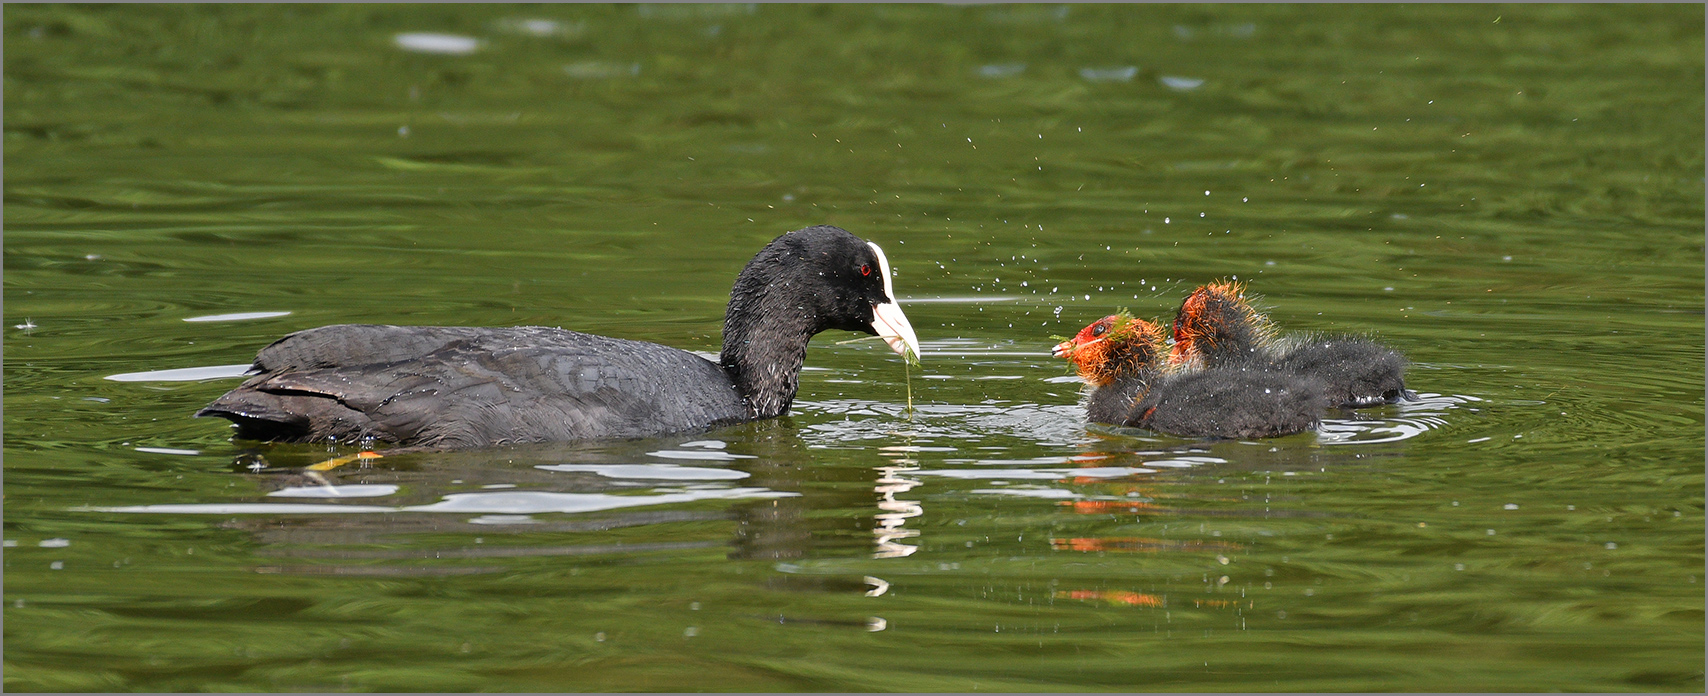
[197,225,921,449]
[1053,313,1323,439]
[1172,281,1414,408]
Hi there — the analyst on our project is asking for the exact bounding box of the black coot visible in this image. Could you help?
[197,226,921,449]
[1053,313,1323,439]
[1171,281,1413,408]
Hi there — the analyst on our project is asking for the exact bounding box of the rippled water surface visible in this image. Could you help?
[5,5,1703,692]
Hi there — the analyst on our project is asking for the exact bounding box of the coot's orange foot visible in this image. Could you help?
[304,450,383,473]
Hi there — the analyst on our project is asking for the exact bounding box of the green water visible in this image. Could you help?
[5,4,1703,692]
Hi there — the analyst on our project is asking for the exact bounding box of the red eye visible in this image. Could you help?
[860,264,872,276]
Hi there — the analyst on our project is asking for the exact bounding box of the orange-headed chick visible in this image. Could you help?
[1172,281,1415,408]
[1170,280,1275,368]
[1052,312,1167,387]
[1054,311,1322,439]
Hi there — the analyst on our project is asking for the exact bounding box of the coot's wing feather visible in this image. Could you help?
[251,324,496,373]
[204,327,748,447]
[384,332,747,447]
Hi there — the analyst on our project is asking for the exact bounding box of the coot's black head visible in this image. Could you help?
[725,225,919,360]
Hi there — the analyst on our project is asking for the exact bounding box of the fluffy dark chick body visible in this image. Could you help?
[1174,282,1414,408]
[1058,314,1322,439]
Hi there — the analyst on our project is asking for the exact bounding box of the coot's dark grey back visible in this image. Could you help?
[251,324,504,372]
[207,325,748,448]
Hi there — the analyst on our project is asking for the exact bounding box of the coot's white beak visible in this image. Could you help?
[867,242,921,361]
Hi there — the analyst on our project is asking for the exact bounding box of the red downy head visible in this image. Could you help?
[1052,313,1166,386]
[1170,281,1269,366]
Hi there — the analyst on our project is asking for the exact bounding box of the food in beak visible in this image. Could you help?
[872,300,920,361]
[865,241,921,361]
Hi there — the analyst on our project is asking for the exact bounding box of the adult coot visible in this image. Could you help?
[1052,313,1323,439]
[1170,281,1414,408]
[197,225,921,449]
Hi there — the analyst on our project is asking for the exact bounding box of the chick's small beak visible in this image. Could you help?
[871,300,921,361]
[1052,336,1102,359]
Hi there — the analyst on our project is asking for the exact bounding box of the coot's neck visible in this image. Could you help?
[719,277,820,419]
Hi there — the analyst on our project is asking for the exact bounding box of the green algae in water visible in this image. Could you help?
[3,4,1702,692]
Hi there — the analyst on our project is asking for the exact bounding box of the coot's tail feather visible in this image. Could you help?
[196,385,381,444]
[252,324,490,374]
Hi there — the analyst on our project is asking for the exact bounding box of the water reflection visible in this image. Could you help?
[1317,392,1467,445]
[104,364,250,382]
[91,487,793,515]
[134,446,199,455]
[971,486,1080,500]
[1055,589,1165,607]
[1080,66,1138,82]
[84,440,806,575]
[268,484,399,498]
[182,311,290,322]
[646,448,756,461]
[1051,537,1243,554]
[492,17,586,38]
[1159,76,1205,91]
[393,33,483,55]
[564,61,641,79]
[635,3,756,20]
[976,63,1026,79]
[537,463,750,480]
[872,451,923,559]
